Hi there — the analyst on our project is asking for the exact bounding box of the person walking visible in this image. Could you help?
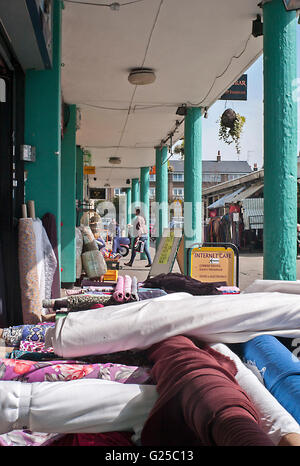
[125,208,152,268]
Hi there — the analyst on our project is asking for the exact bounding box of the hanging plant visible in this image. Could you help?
[218,109,246,155]
[174,140,184,158]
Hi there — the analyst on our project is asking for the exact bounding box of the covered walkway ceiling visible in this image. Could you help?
[61,0,263,188]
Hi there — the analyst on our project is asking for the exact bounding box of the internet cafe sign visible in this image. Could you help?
[220,74,247,101]
[189,246,236,286]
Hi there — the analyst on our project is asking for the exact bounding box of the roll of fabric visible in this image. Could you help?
[18,218,42,324]
[141,335,272,446]
[43,294,111,310]
[42,213,60,299]
[0,378,158,442]
[75,227,83,279]
[124,275,132,301]
[44,291,300,359]
[113,276,125,303]
[212,343,300,445]
[81,250,107,279]
[32,219,46,302]
[41,226,57,303]
[240,335,300,425]
[243,279,300,295]
[137,288,167,300]
[0,357,151,384]
[131,276,139,302]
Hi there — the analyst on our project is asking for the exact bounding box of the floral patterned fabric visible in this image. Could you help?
[2,323,54,347]
[0,358,151,384]
[19,341,54,353]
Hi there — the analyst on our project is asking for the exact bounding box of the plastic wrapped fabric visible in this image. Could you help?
[81,250,107,279]
[131,276,139,302]
[42,213,60,299]
[75,227,83,279]
[18,218,42,324]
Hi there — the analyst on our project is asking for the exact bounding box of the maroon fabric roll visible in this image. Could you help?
[48,431,134,446]
[141,335,273,446]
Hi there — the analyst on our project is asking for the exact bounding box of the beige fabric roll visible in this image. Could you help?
[18,218,42,324]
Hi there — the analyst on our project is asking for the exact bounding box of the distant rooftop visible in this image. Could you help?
[170,159,253,174]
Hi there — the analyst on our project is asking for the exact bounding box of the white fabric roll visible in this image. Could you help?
[211,343,300,445]
[0,379,158,443]
[243,279,300,295]
[45,291,300,358]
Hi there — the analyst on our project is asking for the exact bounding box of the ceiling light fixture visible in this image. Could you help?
[109,156,121,164]
[128,68,156,86]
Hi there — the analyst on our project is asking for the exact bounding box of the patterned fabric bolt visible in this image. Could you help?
[18,219,42,324]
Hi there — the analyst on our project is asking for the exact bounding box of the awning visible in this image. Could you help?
[207,187,245,209]
[242,198,264,230]
[228,183,264,204]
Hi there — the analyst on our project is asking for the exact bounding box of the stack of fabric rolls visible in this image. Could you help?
[2,278,300,446]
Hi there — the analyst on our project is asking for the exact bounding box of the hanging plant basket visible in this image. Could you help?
[219,109,246,155]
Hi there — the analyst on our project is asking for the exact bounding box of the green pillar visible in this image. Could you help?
[61,104,77,285]
[24,0,62,268]
[184,107,202,274]
[132,178,140,216]
[155,145,168,249]
[263,0,298,280]
[140,166,150,259]
[126,187,132,226]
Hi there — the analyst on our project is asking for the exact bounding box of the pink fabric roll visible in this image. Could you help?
[113,276,125,303]
[124,275,132,301]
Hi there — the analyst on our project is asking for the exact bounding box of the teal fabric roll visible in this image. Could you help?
[241,335,300,423]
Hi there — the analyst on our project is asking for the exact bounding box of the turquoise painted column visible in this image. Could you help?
[61,104,77,285]
[132,178,140,216]
[126,187,132,227]
[155,145,168,249]
[184,107,202,274]
[140,166,150,260]
[24,0,62,269]
[263,0,298,280]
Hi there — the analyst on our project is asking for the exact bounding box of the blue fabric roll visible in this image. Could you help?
[240,335,300,423]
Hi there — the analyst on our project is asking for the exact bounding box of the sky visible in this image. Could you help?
[174,27,300,170]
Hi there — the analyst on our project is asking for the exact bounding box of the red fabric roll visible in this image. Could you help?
[141,335,273,446]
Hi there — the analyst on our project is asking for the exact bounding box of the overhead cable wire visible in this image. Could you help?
[187,33,253,107]
[64,0,146,7]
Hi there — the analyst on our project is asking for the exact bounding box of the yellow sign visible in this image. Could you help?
[83,165,96,175]
[158,232,175,265]
[190,246,235,285]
